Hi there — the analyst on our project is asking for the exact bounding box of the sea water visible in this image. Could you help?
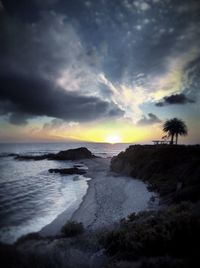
[0,142,130,244]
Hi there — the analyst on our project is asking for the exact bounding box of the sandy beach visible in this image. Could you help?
[40,157,157,236]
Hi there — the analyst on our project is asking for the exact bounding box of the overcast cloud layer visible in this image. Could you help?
[0,0,200,128]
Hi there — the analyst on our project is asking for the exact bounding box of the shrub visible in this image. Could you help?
[101,202,200,261]
[111,145,200,203]
[16,232,41,245]
[61,221,84,237]
[0,243,26,268]
[140,257,186,268]
[0,243,63,268]
[104,258,186,268]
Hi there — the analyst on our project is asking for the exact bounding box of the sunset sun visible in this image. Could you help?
[105,135,121,144]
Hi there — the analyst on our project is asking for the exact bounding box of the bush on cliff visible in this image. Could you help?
[101,202,200,265]
[111,145,200,202]
[61,221,84,237]
[16,232,42,245]
[104,257,187,268]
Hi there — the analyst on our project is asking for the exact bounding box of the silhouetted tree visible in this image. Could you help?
[163,118,188,145]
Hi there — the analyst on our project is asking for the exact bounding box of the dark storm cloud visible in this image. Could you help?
[0,7,125,124]
[1,0,200,125]
[0,73,124,124]
[70,0,200,82]
[137,113,161,126]
[182,55,200,99]
[156,94,195,107]
[2,0,200,82]
[0,10,85,79]
[1,0,59,21]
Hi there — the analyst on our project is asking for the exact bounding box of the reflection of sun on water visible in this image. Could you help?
[105,135,121,144]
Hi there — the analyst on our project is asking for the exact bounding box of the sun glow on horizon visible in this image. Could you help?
[105,135,121,144]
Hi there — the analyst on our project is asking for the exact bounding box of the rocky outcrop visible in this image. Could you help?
[49,167,86,175]
[111,145,200,203]
[14,147,96,161]
[15,154,50,161]
[54,147,95,160]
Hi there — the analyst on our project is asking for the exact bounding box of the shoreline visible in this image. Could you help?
[39,158,106,236]
[40,157,157,237]
[39,173,91,237]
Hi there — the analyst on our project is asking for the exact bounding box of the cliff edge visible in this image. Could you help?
[111,145,200,203]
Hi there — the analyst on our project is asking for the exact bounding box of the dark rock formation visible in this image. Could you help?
[15,154,51,161]
[0,153,22,158]
[54,147,94,160]
[111,145,200,203]
[49,168,86,175]
[14,147,96,161]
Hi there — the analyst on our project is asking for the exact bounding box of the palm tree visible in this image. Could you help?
[163,118,188,145]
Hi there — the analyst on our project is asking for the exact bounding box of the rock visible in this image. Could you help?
[49,168,86,175]
[15,154,52,161]
[0,153,18,158]
[53,147,95,160]
[15,147,96,161]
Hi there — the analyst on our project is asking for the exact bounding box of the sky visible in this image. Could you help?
[0,0,200,144]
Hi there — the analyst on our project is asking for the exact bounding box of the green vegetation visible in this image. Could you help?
[2,203,199,268]
[2,144,199,268]
[15,232,42,245]
[109,144,200,267]
[163,118,188,145]
[0,242,66,268]
[101,202,200,268]
[111,145,200,203]
[61,221,84,237]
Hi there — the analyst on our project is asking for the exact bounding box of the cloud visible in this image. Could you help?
[1,0,200,130]
[147,47,200,102]
[43,119,66,131]
[123,1,151,12]
[34,0,58,7]
[98,73,148,122]
[0,0,4,10]
[139,2,151,11]
[182,55,200,100]
[137,113,161,125]
[0,11,97,81]
[176,1,200,14]
[0,73,124,125]
[156,94,195,106]
[43,118,79,131]
[0,10,125,124]
[2,1,200,88]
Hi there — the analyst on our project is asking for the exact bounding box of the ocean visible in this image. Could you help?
[0,142,131,244]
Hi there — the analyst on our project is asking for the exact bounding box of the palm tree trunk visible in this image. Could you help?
[170,134,174,145]
[175,134,178,145]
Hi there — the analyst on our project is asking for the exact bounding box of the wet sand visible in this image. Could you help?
[40,158,157,236]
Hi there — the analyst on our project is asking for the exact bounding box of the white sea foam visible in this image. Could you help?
[0,142,133,244]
